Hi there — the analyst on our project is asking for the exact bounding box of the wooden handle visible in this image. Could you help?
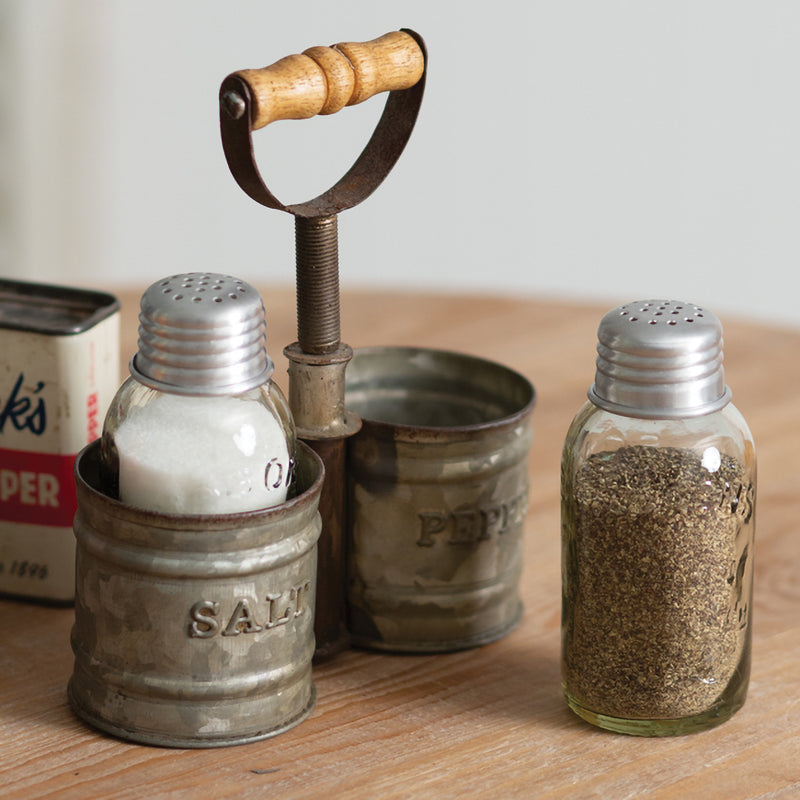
[231,31,425,130]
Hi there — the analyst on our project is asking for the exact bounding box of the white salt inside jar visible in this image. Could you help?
[115,392,292,515]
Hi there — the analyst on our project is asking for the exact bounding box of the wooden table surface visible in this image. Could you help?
[2,288,799,799]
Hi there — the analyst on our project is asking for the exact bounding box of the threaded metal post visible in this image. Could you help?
[295,215,340,354]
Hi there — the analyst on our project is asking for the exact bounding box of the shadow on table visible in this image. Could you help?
[315,626,576,733]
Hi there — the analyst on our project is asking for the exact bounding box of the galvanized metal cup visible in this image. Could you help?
[69,440,323,748]
[345,346,535,652]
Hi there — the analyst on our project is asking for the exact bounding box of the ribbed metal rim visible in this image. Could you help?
[131,273,273,396]
[589,299,731,418]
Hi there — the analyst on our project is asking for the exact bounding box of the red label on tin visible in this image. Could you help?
[0,448,77,527]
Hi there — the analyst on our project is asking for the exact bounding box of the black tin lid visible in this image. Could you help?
[0,279,120,336]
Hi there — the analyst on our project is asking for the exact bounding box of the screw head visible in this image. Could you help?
[221,90,247,120]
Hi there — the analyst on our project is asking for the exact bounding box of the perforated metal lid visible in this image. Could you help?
[588,300,731,418]
[130,273,273,396]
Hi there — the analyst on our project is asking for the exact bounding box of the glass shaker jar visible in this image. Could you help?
[102,273,295,515]
[561,300,756,736]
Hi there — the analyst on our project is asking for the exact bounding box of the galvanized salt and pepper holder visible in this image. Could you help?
[220,30,535,654]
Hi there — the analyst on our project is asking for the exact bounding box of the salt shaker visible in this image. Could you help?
[102,273,295,514]
[561,300,756,736]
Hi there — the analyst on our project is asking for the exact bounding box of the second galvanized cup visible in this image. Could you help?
[69,440,323,748]
[345,346,535,652]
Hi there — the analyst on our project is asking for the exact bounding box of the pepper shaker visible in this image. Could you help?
[561,300,756,736]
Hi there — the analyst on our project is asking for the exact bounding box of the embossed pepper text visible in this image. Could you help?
[416,490,528,547]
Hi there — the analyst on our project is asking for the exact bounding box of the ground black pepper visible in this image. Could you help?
[562,445,751,720]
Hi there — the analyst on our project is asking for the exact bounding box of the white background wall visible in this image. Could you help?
[3,1,800,328]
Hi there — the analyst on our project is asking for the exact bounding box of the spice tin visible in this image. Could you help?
[69,440,323,748]
[0,279,119,602]
[345,347,535,652]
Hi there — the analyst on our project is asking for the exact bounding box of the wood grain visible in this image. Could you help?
[233,31,424,130]
[1,288,798,799]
